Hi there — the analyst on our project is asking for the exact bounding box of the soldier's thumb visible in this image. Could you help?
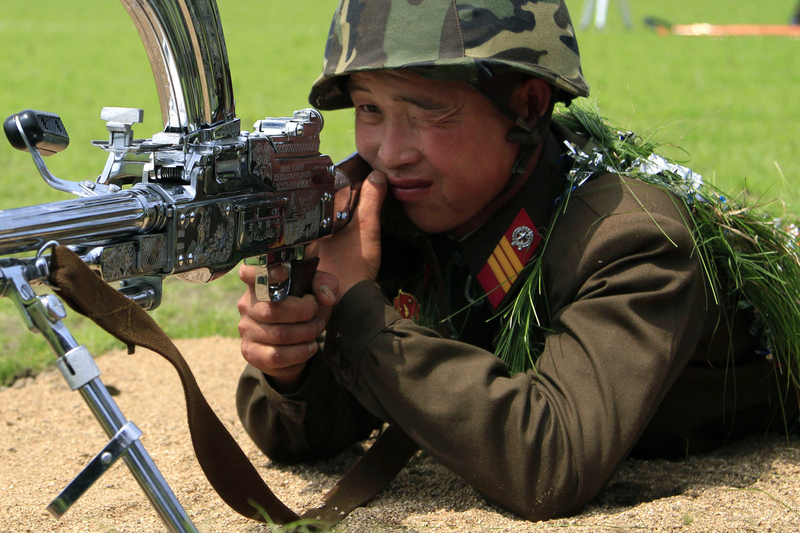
[355,170,387,232]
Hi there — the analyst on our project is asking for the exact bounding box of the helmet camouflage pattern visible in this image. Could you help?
[309,0,590,110]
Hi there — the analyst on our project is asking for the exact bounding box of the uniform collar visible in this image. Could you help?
[455,122,580,311]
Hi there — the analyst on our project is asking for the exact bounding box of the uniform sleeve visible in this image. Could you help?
[236,349,381,463]
[322,177,710,521]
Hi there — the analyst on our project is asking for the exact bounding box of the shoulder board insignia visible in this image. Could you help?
[476,208,541,309]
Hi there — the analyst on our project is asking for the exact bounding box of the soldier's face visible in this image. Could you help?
[350,71,520,234]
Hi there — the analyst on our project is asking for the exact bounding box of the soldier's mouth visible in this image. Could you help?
[388,178,432,202]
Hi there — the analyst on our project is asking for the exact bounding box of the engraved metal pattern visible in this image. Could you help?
[193,206,234,265]
[283,191,321,245]
[102,243,136,280]
[274,143,318,154]
[140,234,168,271]
[249,138,274,183]
[236,203,283,250]
[175,204,235,270]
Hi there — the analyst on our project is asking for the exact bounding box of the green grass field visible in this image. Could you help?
[0,0,798,385]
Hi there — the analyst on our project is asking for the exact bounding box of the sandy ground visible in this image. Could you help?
[1,336,799,533]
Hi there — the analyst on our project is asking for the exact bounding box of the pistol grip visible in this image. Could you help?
[288,256,320,298]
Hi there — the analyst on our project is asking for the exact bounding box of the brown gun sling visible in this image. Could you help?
[48,246,419,527]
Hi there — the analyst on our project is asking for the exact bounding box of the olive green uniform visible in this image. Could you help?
[237,123,785,520]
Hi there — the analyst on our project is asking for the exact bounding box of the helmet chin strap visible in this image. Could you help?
[495,101,555,200]
[472,69,555,176]
[449,103,553,241]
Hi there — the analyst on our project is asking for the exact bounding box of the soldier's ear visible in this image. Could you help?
[509,78,553,129]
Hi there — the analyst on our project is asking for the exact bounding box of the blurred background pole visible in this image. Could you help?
[580,0,633,30]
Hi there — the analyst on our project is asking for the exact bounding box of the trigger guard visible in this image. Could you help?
[254,261,292,302]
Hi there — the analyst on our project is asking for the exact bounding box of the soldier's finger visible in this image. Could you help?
[267,264,290,283]
[238,262,290,286]
[240,338,318,376]
[239,291,319,325]
[312,271,339,307]
[239,263,255,285]
[241,314,326,347]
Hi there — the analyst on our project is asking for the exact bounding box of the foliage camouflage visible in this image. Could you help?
[497,102,800,414]
[309,0,590,110]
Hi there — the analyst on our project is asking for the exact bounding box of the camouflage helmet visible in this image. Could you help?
[309,0,590,111]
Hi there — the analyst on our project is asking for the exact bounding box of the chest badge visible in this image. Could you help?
[394,290,421,323]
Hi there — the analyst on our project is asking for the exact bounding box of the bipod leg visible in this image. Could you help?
[1,257,199,533]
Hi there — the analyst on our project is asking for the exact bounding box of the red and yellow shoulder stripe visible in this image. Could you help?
[476,209,541,309]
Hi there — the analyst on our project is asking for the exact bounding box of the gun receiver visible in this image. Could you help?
[1,106,349,305]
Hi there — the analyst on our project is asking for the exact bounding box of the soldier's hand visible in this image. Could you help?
[315,170,387,296]
[237,264,338,392]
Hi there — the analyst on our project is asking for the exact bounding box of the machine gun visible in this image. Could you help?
[0,1,354,531]
[2,105,349,306]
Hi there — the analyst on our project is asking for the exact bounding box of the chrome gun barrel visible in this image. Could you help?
[120,0,235,134]
[0,188,167,255]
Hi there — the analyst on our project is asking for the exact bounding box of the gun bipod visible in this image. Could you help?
[0,250,199,533]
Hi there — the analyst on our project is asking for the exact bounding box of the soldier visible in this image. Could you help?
[236,0,791,521]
